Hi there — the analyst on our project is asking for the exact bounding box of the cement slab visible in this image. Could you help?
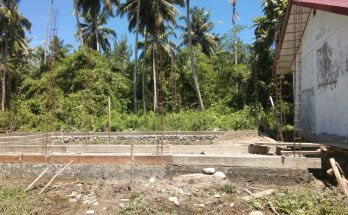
[172,155,321,170]
[0,144,249,154]
[0,153,321,169]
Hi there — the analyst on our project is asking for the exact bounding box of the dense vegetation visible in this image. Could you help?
[0,0,292,134]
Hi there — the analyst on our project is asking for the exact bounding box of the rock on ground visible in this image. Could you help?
[214,193,221,198]
[168,197,180,206]
[149,177,156,183]
[212,171,226,180]
[202,168,216,175]
[249,211,264,215]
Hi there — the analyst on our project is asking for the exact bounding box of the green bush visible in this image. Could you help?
[2,106,257,132]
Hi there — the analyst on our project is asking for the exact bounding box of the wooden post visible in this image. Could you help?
[61,129,64,144]
[108,96,111,144]
[130,143,134,188]
[20,154,23,183]
[329,158,348,196]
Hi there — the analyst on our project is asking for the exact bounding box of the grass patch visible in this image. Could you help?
[0,186,42,215]
[258,188,348,215]
[221,183,237,194]
[203,186,217,195]
[120,198,171,215]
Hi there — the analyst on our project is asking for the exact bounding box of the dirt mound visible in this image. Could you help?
[213,130,276,145]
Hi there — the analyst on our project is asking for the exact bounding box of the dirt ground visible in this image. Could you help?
[212,130,277,145]
[0,171,327,215]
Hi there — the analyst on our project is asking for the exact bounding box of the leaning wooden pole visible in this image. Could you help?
[330,158,348,196]
[39,160,73,194]
[26,167,49,191]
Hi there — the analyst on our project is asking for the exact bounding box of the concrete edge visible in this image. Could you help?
[0,154,321,170]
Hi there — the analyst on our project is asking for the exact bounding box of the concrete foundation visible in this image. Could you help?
[0,152,321,183]
[0,132,322,184]
[0,144,248,154]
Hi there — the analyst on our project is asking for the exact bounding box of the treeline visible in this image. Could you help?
[0,0,293,133]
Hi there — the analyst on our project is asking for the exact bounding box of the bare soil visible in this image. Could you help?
[212,130,277,145]
[1,172,325,215]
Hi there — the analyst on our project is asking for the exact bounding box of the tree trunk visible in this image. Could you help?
[74,0,84,46]
[133,0,141,113]
[186,0,204,111]
[1,40,8,112]
[233,4,238,65]
[234,36,237,65]
[142,30,148,114]
[152,44,157,112]
[94,5,99,52]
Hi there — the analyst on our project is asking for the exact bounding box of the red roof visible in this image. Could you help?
[275,0,348,74]
[294,0,348,16]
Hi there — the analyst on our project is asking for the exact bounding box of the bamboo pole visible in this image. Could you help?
[26,167,49,191]
[39,160,73,194]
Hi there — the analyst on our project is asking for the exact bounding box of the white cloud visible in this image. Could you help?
[216,20,224,25]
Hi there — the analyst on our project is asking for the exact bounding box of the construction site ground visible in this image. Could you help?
[1,130,347,214]
[0,173,338,215]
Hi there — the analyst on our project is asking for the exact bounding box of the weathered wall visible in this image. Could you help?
[301,10,348,140]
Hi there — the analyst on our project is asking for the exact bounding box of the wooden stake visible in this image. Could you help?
[26,167,49,191]
[130,144,134,188]
[39,160,73,194]
[19,154,23,183]
[329,158,348,196]
[108,96,111,144]
[244,188,252,195]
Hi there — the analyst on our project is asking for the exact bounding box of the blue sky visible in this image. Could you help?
[18,0,263,49]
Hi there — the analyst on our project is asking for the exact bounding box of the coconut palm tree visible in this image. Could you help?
[50,36,72,61]
[133,0,140,113]
[0,0,31,111]
[75,0,119,51]
[184,1,204,111]
[80,9,117,54]
[138,26,177,112]
[141,28,148,113]
[118,0,184,112]
[73,0,84,46]
[181,7,218,57]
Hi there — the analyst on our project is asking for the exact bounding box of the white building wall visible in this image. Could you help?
[301,10,348,138]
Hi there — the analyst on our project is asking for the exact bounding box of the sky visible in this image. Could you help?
[18,0,263,50]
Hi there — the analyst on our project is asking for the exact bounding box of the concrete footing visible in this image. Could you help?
[0,144,248,154]
[0,151,321,183]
